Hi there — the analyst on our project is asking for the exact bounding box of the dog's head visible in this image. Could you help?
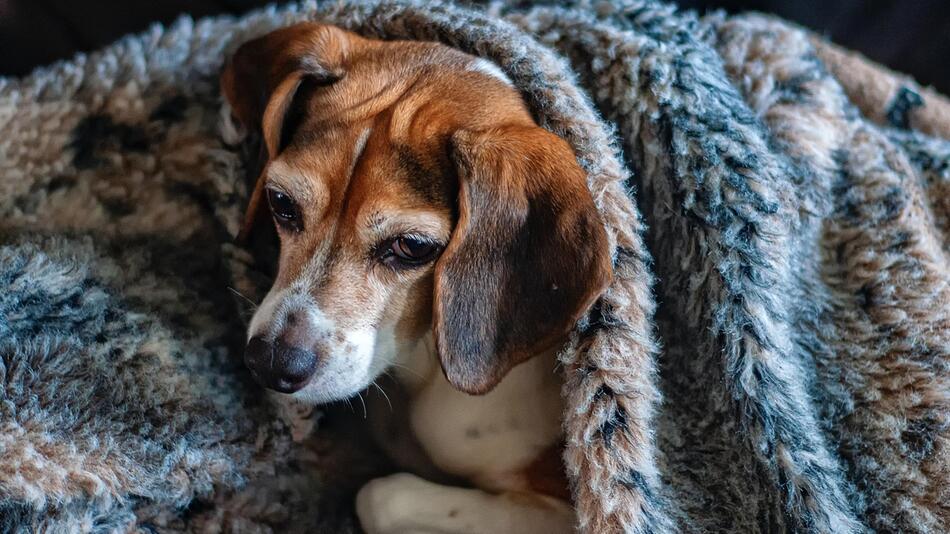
[222,23,611,401]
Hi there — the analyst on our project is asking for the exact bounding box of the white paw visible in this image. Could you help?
[356,473,431,534]
[355,472,575,534]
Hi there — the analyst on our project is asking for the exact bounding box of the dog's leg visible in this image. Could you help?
[356,473,575,534]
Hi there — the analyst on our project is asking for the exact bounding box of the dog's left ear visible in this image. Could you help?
[220,23,351,240]
[434,125,612,394]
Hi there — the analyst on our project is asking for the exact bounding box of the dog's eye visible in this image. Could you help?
[267,188,301,229]
[389,236,440,265]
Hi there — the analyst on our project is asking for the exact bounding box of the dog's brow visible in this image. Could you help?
[266,160,322,205]
[362,209,452,244]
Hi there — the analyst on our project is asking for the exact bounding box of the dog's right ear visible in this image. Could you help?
[220,23,351,240]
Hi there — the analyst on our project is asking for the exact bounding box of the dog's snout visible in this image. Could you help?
[244,335,317,393]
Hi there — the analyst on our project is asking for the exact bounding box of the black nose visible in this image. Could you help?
[244,336,317,393]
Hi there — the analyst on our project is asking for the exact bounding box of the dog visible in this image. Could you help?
[221,22,612,534]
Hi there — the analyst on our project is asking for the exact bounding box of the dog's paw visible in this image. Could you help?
[355,472,575,534]
[356,473,431,534]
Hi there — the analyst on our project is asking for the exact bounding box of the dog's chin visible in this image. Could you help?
[280,379,373,405]
[269,358,391,406]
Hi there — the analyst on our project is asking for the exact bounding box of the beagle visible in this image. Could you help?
[221,23,611,534]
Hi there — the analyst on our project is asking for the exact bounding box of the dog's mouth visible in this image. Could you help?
[244,336,318,394]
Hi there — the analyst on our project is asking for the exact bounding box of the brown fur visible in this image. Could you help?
[523,443,572,502]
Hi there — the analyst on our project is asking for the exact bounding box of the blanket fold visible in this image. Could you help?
[1,1,947,532]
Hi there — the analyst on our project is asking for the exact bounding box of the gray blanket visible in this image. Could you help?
[1,1,948,532]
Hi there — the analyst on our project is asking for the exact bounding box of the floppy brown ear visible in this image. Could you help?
[220,22,350,240]
[434,125,613,394]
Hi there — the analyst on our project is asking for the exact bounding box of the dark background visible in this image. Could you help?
[1,0,948,94]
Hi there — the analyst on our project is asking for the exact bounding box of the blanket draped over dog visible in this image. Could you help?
[1,0,948,532]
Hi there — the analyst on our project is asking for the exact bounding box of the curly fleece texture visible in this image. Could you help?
[1,1,949,532]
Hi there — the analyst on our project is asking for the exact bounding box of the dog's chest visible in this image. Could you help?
[402,350,564,488]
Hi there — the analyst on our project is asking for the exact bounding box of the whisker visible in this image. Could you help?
[387,362,424,379]
[372,381,393,412]
[357,391,368,419]
[227,286,259,309]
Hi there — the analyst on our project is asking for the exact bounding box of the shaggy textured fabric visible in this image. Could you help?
[2,1,948,532]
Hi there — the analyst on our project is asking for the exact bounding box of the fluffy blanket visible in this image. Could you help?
[2,1,948,532]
